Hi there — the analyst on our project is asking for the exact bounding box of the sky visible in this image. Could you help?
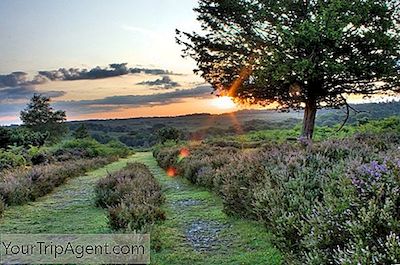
[1,1,397,125]
[0,0,245,125]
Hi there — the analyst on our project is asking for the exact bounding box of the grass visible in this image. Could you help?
[134,152,282,265]
[0,156,138,233]
[0,152,282,264]
[213,116,400,143]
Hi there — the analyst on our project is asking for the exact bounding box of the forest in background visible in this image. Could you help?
[66,101,400,148]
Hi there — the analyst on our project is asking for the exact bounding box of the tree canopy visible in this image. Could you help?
[73,124,90,139]
[177,0,400,138]
[20,94,67,141]
[156,127,183,144]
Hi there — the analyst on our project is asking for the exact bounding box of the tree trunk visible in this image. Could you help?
[302,98,317,139]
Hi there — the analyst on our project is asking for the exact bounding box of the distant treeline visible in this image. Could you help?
[68,101,400,148]
[316,101,400,126]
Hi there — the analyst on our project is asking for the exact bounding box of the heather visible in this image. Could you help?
[0,156,117,212]
[154,132,400,264]
[95,162,165,231]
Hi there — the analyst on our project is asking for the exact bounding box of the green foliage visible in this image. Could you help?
[20,94,67,141]
[0,157,116,207]
[156,126,183,144]
[95,162,165,231]
[65,102,400,148]
[317,102,400,127]
[0,149,26,171]
[177,0,400,138]
[72,124,90,139]
[154,132,400,264]
[0,136,130,172]
[225,116,400,144]
[50,138,130,160]
[27,145,48,165]
[0,127,11,149]
[91,132,116,144]
[6,128,48,148]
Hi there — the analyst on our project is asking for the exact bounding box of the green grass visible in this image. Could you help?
[0,156,138,233]
[134,152,282,265]
[0,153,282,264]
[217,116,400,143]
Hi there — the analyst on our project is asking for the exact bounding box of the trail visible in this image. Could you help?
[133,152,282,265]
[0,156,138,233]
[0,153,282,264]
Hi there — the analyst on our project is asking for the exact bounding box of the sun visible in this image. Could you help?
[210,96,236,109]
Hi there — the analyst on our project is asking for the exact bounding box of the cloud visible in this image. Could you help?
[38,63,174,81]
[137,76,180,89]
[55,85,212,113]
[0,85,212,124]
[0,86,66,103]
[0,72,48,88]
[0,63,176,90]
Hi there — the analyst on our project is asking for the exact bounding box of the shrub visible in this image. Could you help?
[27,146,49,165]
[0,149,26,171]
[95,163,165,231]
[50,138,130,161]
[72,124,90,139]
[0,127,11,149]
[0,197,5,217]
[153,132,400,264]
[0,157,116,207]
[156,126,183,144]
[9,128,48,147]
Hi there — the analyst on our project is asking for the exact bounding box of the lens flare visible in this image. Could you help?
[166,166,177,177]
[179,148,190,158]
[211,96,236,109]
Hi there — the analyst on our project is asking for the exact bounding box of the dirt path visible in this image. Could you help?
[133,152,282,265]
[0,156,138,234]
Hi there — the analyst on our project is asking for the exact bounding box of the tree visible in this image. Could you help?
[73,124,90,139]
[177,0,400,139]
[156,127,183,144]
[0,127,11,149]
[20,94,67,141]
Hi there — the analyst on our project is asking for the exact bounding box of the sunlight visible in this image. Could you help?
[210,96,236,109]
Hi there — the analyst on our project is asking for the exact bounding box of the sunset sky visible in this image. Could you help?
[0,0,396,125]
[0,0,243,125]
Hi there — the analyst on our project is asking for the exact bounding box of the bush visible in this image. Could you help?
[50,138,130,161]
[156,126,183,144]
[9,128,48,147]
[0,127,11,149]
[0,157,117,207]
[153,133,400,264]
[27,146,49,165]
[0,149,26,171]
[0,197,5,217]
[95,163,165,231]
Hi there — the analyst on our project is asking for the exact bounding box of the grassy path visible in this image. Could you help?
[0,153,282,264]
[0,156,138,233]
[134,152,282,265]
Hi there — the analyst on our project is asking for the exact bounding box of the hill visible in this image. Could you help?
[68,101,400,148]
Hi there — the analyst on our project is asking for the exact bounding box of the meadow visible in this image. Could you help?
[0,103,399,264]
[1,0,399,263]
[153,130,400,264]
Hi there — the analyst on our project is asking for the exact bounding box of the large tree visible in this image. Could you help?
[177,0,400,139]
[20,94,67,141]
